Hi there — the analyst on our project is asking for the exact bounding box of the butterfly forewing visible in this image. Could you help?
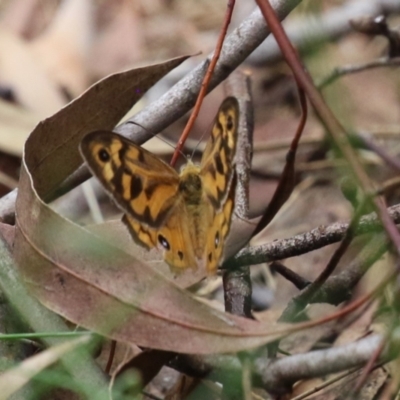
[200,97,239,210]
[204,171,237,273]
[80,131,180,228]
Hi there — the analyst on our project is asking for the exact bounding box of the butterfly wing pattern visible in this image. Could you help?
[81,132,180,228]
[200,97,239,209]
[80,97,239,274]
[199,97,239,272]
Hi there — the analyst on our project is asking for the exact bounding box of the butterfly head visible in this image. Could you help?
[179,163,203,205]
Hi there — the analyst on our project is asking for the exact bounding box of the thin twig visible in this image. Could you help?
[270,261,310,290]
[280,201,367,322]
[318,57,400,89]
[231,203,400,268]
[170,0,236,166]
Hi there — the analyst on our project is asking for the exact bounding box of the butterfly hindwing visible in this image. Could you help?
[80,131,180,228]
[200,97,239,210]
[123,202,198,272]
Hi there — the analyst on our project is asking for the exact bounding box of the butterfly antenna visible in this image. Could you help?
[190,125,211,160]
[127,121,189,163]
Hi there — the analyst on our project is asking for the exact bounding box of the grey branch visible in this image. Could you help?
[254,334,383,391]
[231,203,400,267]
[175,334,384,393]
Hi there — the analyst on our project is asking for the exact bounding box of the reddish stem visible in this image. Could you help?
[105,340,116,374]
[170,0,235,166]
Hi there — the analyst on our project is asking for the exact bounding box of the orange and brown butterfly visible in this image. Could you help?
[80,97,239,274]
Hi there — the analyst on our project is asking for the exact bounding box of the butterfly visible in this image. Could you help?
[80,97,239,274]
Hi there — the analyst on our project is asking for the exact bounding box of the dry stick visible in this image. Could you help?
[379,177,400,196]
[254,334,384,391]
[256,0,400,256]
[270,261,310,290]
[233,203,400,268]
[279,201,367,322]
[170,0,235,167]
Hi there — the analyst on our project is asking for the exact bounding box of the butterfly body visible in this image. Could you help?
[80,97,239,274]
